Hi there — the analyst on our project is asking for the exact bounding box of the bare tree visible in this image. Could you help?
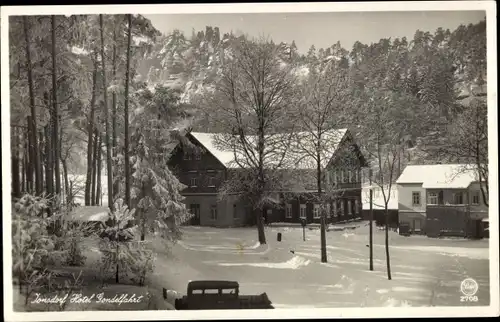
[99,14,114,211]
[51,15,62,196]
[123,14,133,208]
[199,36,298,244]
[22,16,42,196]
[446,98,488,206]
[355,89,419,280]
[290,58,352,263]
[85,54,99,206]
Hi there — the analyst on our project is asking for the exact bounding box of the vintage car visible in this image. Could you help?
[174,280,274,310]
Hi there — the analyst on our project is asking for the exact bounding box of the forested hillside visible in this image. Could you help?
[10,15,487,186]
[135,20,487,173]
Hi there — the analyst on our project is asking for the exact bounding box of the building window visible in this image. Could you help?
[347,200,352,215]
[190,177,198,187]
[453,192,464,205]
[412,192,421,206]
[333,202,338,217]
[428,192,438,205]
[299,204,306,219]
[326,203,331,217]
[333,171,337,185]
[340,201,344,216]
[354,199,359,214]
[346,170,351,183]
[183,153,191,160]
[313,204,321,219]
[210,205,217,220]
[195,152,201,160]
[472,191,480,205]
[208,177,216,187]
[339,171,344,183]
[285,204,292,218]
[233,204,237,218]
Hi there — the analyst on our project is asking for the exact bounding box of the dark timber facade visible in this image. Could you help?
[168,130,368,227]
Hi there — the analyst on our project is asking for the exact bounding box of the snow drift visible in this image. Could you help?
[217,256,311,269]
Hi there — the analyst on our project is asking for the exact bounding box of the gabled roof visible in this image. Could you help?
[189,129,348,170]
[396,164,478,189]
[189,132,236,167]
[289,129,348,169]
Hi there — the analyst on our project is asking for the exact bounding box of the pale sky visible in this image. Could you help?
[144,11,486,53]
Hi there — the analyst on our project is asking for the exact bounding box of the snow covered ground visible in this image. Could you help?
[154,224,490,308]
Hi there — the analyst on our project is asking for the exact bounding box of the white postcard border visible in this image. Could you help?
[1,2,498,321]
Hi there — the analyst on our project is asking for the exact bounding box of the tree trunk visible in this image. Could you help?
[385,207,392,280]
[111,26,119,199]
[12,127,21,199]
[23,17,42,196]
[140,181,146,241]
[62,158,70,210]
[44,93,54,199]
[85,57,98,206]
[112,27,117,154]
[115,245,120,283]
[257,208,266,244]
[25,123,33,194]
[99,14,114,211]
[51,15,61,196]
[369,170,374,271]
[38,129,44,193]
[317,154,327,263]
[96,137,103,206]
[124,14,133,208]
[21,145,26,194]
[91,129,98,205]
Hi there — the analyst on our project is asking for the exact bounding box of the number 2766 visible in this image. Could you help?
[460,296,478,302]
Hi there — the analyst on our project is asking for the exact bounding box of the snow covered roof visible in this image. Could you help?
[70,46,89,56]
[396,164,478,189]
[189,132,236,168]
[362,184,398,210]
[189,129,348,170]
[69,206,109,222]
[289,129,348,169]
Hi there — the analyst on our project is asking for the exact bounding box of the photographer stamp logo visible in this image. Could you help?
[460,278,479,302]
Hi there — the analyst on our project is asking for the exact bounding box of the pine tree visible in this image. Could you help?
[125,85,193,242]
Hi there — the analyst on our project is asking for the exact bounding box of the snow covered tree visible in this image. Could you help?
[196,36,299,245]
[121,84,193,242]
[99,198,154,284]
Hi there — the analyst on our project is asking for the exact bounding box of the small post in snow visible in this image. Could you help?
[369,169,374,271]
[301,218,306,241]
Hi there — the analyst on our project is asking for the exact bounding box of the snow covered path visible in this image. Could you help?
[155,224,490,308]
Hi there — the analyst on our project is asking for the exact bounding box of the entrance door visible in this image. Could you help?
[189,204,201,225]
[413,218,422,233]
